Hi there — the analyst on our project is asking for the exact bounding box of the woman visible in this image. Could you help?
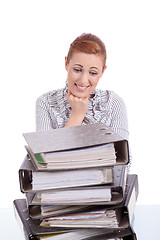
[36,33,128,239]
[36,33,129,141]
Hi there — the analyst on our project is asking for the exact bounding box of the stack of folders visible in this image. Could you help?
[13,123,138,240]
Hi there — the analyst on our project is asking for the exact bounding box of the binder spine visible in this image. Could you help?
[19,155,35,193]
[126,174,139,224]
[13,199,40,240]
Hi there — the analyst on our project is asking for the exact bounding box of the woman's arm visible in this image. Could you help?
[36,96,55,131]
[110,93,132,170]
[110,93,129,141]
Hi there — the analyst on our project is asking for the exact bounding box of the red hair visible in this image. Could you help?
[67,33,107,70]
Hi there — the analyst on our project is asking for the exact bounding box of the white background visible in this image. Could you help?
[0,0,160,207]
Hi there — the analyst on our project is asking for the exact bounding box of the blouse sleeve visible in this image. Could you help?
[110,92,129,141]
[36,95,55,131]
[110,92,131,170]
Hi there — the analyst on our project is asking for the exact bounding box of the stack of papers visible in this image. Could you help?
[41,209,118,228]
[32,168,112,191]
[37,187,112,204]
[40,205,91,217]
[28,143,117,170]
[39,230,121,240]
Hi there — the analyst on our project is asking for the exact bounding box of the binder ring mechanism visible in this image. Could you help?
[99,127,113,135]
[29,235,39,240]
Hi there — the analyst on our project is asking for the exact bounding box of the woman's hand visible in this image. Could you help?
[67,90,88,117]
[65,90,88,127]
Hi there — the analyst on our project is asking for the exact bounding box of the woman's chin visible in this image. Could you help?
[74,92,90,98]
[74,87,92,98]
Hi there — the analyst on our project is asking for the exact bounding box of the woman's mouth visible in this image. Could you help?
[75,83,89,92]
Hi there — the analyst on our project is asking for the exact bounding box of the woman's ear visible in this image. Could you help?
[65,56,68,71]
[102,65,107,74]
[99,65,107,78]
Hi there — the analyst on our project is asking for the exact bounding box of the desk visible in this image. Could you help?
[0,205,160,239]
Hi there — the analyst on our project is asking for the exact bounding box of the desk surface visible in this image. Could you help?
[0,205,160,240]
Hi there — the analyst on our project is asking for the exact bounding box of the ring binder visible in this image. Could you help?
[13,175,138,239]
[23,123,129,169]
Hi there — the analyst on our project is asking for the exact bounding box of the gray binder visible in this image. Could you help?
[19,155,115,192]
[29,174,138,228]
[26,174,138,221]
[13,196,137,240]
[23,123,129,170]
[19,155,127,205]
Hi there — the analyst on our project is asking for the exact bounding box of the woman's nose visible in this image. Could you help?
[79,72,89,85]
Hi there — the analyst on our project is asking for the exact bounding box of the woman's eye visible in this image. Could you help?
[73,68,82,73]
[89,71,98,76]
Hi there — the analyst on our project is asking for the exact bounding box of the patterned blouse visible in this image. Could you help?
[36,84,129,141]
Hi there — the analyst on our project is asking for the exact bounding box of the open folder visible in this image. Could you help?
[23,123,129,170]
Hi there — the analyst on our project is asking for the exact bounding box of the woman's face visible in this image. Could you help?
[65,52,106,98]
